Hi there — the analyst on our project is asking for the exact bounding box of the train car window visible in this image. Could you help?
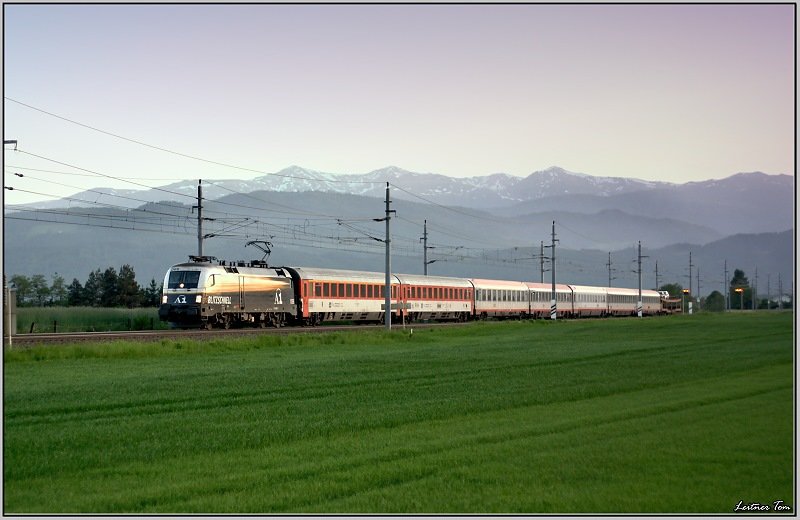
[323,283,329,297]
[337,283,344,297]
[346,284,352,298]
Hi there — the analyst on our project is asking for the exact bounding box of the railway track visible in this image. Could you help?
[6,321,462,347]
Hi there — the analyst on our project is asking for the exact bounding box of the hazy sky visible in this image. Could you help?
[3,4,795,205]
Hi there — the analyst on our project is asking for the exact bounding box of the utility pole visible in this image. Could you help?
[724,260,729,311]
[655,261,660,291]
[550,221,558,320]
[421,220,429,276]
[637,241,647,317]
[606,252,613,288]
[696,267,700,303]
[753,267,758,310]
[778,273,783,310]
[688,251,693,299]
[419,220,436,275]
[194,180,204,257]
[540,241,545,284]
[767,274,771,310]
[384,183,395,330]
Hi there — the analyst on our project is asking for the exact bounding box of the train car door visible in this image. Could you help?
[239,276,245,310]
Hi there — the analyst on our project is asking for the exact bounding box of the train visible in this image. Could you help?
[158,255,666,329]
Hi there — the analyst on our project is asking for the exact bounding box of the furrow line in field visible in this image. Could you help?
[5,339,724,426]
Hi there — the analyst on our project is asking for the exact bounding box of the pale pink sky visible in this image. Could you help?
[3,4,795,203]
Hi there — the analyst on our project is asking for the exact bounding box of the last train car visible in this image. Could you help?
[159,256,297,329]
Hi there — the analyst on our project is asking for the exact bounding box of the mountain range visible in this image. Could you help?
[4,166,793,295]
[21,166,792,235]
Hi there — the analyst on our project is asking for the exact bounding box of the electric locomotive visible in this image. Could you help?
[159,256,296,329]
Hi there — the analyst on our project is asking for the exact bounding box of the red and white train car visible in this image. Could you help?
[396,274,473,322]
[286,267,400,324]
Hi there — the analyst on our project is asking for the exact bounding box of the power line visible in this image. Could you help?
[14,149,199,201]
[4,164,186,181]
[6,96,383,185]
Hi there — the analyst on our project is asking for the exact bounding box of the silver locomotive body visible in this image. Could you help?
[159,259,296,329]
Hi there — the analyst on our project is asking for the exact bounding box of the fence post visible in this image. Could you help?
[54,320,57,333]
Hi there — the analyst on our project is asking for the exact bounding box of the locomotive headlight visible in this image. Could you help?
[162,295,168,304]
[195,295,203,303]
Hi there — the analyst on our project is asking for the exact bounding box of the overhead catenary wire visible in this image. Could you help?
[5,96,383,185]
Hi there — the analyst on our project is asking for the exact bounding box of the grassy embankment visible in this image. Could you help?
[3,312,794,513]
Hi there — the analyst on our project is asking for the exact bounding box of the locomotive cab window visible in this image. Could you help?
[168,270,201,289]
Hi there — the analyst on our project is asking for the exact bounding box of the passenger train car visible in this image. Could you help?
[159,256,666,329]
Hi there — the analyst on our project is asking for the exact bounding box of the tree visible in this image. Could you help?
[117,264,141,308]
[29,274,51,307]
[10,275,31,306]
[659,283,683,299]
[50,273,67,306]
[729,268,753,310]
[67,278,85,306]
[141,278,162,307]
[99,267,119,307]
[704,290,725,312]
[83,269,103,307]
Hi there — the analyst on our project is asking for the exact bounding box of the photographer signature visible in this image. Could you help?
[734,500,791,513]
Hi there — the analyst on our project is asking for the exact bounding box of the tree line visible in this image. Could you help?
[660,268,792,312]
[9,265,162,308]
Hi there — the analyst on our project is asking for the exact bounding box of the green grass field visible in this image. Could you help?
[15,306,169,333]
[3,312,794,514]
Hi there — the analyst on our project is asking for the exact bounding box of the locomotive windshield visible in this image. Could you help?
[168,270,201,289]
